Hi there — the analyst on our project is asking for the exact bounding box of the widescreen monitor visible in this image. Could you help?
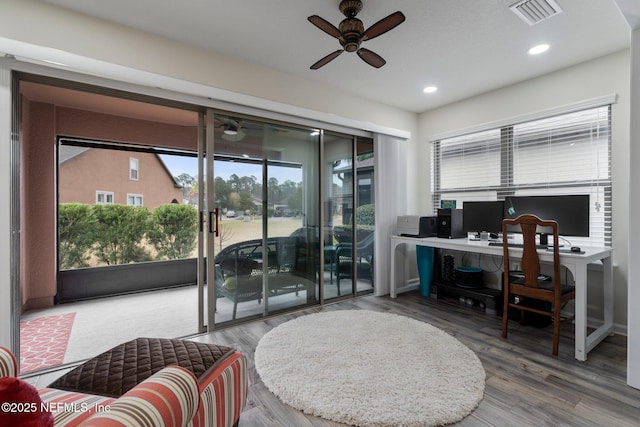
[462,201,505,234]
[503,194,590,237]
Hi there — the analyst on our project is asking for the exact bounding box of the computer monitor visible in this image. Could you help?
[503,195,590,239]
[462,201,505,235]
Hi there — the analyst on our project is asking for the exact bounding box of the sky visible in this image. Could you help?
[159,154,302,184]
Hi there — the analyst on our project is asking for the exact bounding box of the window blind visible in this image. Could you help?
[431,105,611,246]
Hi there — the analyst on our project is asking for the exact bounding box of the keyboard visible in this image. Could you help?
[488,241,549,249]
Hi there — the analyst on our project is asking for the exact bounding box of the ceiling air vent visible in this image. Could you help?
[510,0,563,26]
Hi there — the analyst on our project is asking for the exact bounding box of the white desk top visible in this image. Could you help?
[391,235,612,264]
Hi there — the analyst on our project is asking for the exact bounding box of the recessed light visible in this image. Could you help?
[528,44,550,55]
[423,86,438,94]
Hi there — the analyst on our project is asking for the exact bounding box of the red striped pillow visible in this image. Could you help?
[80,365,199,427]
[190,352,248,427]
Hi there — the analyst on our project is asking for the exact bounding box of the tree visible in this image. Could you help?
[267,177,281,204]
[288,183,303,214]
[175,173,195,200]
[148,204,199,259]
[217,221,234,251]
[214,176,231,209]
[58,203,96,269]
[92,204,152,265]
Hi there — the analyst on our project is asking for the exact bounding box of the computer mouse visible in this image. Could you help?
[571,246,581,253]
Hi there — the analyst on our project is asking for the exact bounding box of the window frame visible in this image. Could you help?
[127,193,144,207]
[129,157,139,181]
[96,190,114,205]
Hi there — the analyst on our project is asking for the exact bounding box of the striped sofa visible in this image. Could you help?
[1,338,248,427]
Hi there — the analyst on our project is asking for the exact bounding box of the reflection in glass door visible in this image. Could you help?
[323,133,355,300]
[323,134,375,301]
[210,114,321,324]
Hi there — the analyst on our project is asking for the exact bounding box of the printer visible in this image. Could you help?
[396,215,437,237]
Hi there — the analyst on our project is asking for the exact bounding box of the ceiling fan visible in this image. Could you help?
[308,0,405,70]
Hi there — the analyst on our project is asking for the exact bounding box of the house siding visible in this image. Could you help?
[59,148,183,209]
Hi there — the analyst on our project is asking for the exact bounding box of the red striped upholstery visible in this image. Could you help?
[0,344,247,427]
[80,366,199,427]
[189,352,248,427]
[38,388,115,426]
[0,346,18,377]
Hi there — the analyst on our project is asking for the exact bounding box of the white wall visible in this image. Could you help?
[417,50,631,330]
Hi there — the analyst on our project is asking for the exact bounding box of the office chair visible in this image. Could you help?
[501,214,576,356]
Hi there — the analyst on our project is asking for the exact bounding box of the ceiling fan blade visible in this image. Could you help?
[310,49,344,70]
[357,48,386,68]
[361,11,406,41]
[308,15,343,40]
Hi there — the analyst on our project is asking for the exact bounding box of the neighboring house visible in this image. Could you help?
[58,145,183,209]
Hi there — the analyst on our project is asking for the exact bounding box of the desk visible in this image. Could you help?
[389,235,614,361]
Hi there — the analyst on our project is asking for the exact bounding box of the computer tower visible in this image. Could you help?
[419,216,437,237]
[437,208,465,239]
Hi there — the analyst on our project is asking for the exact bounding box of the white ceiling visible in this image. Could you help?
[39,0,633,113]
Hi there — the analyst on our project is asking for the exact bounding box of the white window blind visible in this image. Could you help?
[435,129,501,193]
[432,105,611,246]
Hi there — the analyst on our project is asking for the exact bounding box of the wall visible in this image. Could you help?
[59,149,183,208]
[418,50,631,330]
[21,101,56,310]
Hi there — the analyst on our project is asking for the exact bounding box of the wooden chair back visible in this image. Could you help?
[502,214,561,292]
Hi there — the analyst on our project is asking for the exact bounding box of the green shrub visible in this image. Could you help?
[91,204,151,265]
[356,204,375,226]
[148,204,198,259]
[333,204,375,243]
[58,203,96,269]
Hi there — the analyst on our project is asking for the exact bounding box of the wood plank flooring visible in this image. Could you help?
[191,291,639,427]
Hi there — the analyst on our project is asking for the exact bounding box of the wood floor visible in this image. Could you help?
[191,291,639,427]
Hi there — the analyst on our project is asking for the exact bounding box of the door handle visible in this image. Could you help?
[209,208,219,236]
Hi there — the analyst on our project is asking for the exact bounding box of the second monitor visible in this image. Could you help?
[462,201,505,236]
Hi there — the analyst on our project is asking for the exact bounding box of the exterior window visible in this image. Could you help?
[431,105,611,246]
[96,191,114,204]
[130,157,139,181]
[127,194,143,207]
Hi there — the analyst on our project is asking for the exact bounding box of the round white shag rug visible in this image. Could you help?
[255,310,485,427]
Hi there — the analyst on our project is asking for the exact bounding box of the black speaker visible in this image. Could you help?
[437,208,465,239]
[418,216,437,237]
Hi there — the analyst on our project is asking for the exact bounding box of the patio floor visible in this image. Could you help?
[19,272,373,373]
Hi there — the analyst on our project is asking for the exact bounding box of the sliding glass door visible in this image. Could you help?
[15,73,374,372]
[209,113,321,325]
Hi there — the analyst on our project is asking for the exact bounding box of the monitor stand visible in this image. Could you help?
[539,233,564,248]
[539,233,549,247]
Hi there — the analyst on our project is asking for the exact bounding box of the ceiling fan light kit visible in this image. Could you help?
[308,0,405,69]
